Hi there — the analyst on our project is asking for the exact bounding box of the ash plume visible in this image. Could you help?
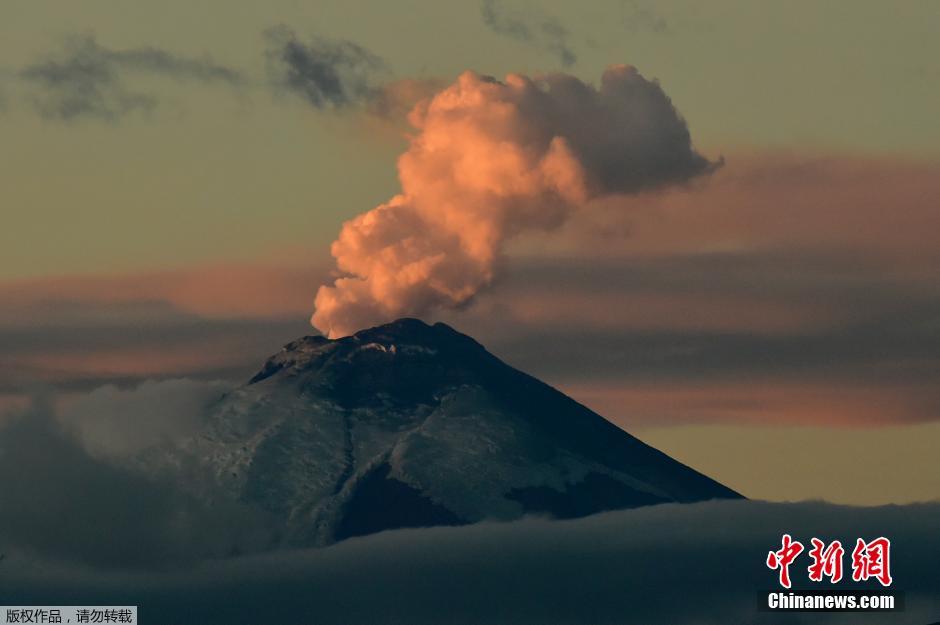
[312,65,718,337]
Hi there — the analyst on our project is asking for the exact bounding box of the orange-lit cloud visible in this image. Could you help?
[564,379,940,428]
[558,150,940,268]
[493,289,841,335]
[0,261,318,394]
[0,261,325,325]
[312,66,717,337]
[17,344,248,380]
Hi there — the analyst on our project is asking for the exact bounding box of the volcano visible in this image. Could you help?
[165,319,740,546]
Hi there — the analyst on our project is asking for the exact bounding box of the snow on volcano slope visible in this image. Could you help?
[148,318,741,547]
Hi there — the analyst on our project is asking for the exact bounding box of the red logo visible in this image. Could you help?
[767,535,892,588]
[851,537,893,587]
[807,538,844,583]
[767,534,804,588]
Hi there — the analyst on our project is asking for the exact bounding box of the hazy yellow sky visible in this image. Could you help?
[2,0,939,279]
[637,422,940,505]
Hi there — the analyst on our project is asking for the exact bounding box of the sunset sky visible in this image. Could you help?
[2,0,939,505]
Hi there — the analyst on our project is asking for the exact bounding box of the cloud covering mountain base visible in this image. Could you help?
[1,499,937,624]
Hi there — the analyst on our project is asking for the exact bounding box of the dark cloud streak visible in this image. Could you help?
[448,251,940,381]
[264,25,385,109]
[0,306,309,393]
[480,0,577,67]
[19,34,244,121]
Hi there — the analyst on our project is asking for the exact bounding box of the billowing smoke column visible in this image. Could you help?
[312,65,717,337]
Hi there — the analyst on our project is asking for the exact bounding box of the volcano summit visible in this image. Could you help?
[162,319,740,547]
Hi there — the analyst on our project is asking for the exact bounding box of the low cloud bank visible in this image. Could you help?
[0,499,937,624]
[59,378,231,458]
[0,387,278,567]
